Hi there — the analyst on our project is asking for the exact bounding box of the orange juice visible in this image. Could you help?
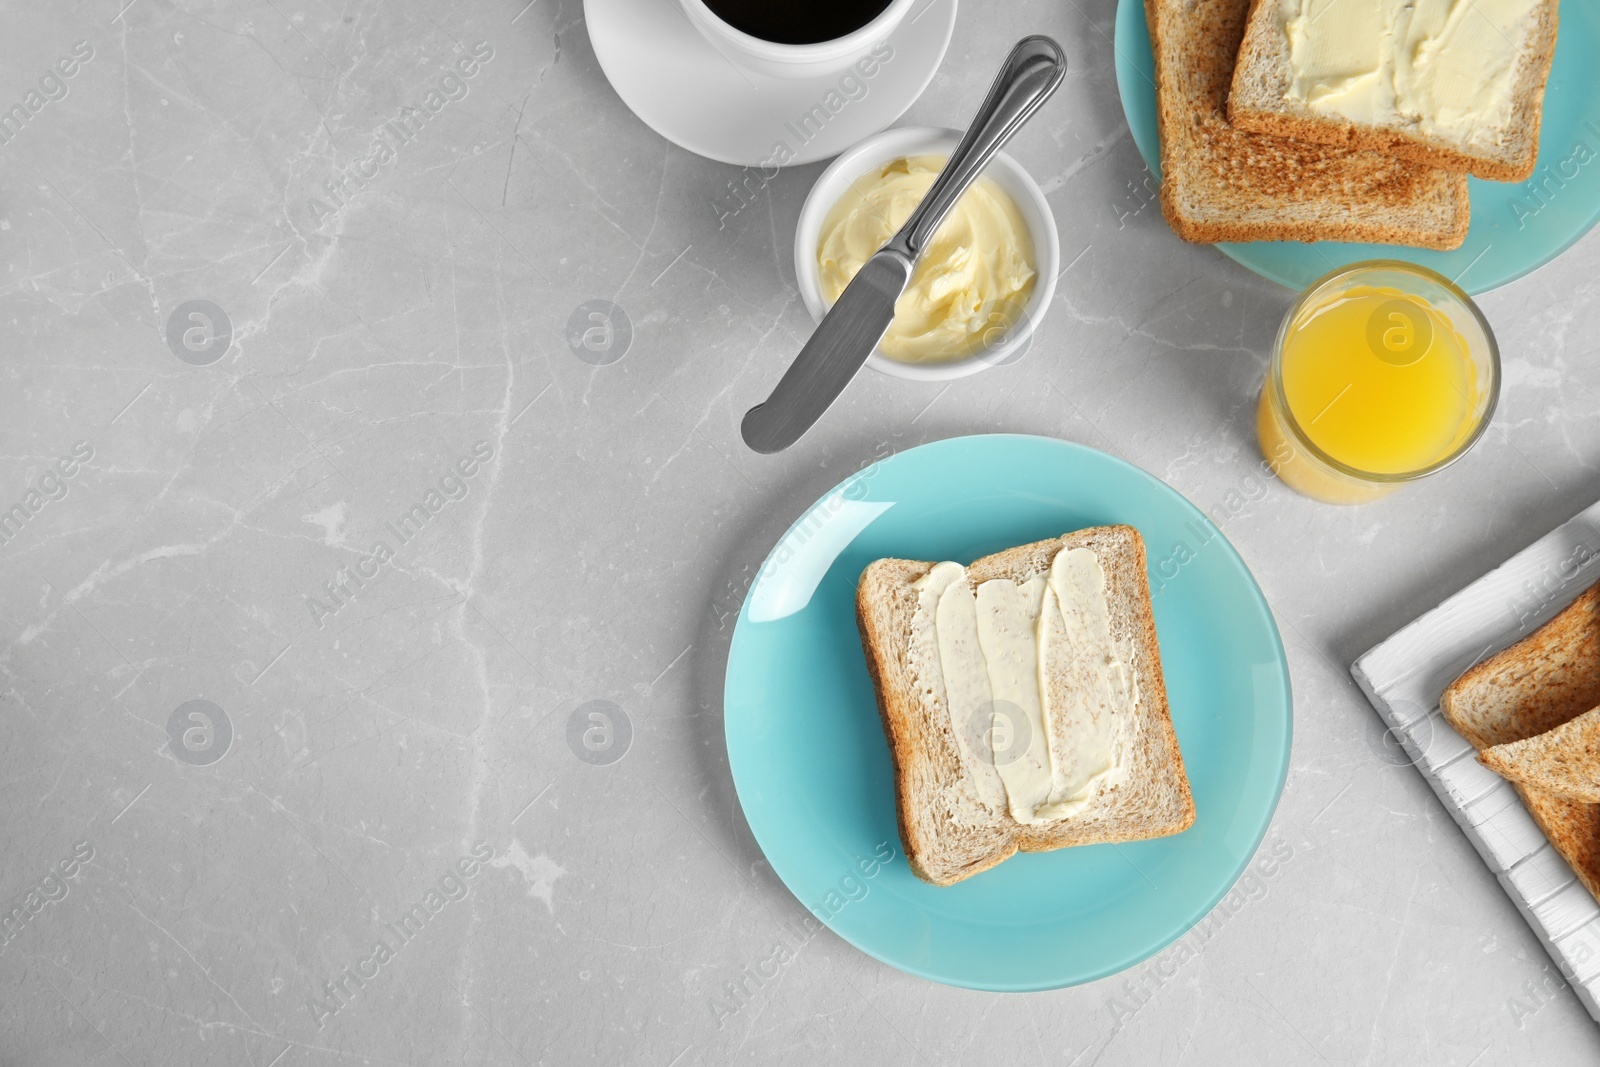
[1258,263,1499,504]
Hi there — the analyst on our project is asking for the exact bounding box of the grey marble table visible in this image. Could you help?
[3,0,1599,1064]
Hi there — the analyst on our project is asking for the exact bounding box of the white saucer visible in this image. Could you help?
[585,0,958,167]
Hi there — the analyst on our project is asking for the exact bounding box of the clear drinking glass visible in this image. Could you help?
[1257,260,1501,504]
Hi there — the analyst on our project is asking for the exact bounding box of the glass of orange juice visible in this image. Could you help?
[1257,260,1500,504]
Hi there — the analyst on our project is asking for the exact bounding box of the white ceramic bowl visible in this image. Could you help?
[794,126,1060,382]
[677,0,915,80]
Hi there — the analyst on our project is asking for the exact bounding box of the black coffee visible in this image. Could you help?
[702,0,895,45]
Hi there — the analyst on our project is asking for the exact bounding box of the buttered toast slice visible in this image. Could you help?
[1145,0,1469,247]
[856,525,1193,887]
[1442,582,1600,900]
[1229,0,1560,183]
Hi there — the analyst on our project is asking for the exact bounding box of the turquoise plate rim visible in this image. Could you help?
[1112,0,1600,295]
[723,434,1294,991]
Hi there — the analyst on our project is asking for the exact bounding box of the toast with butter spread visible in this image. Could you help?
[1442,582,1600,901]
[1145,0,1470,247]
[855,525,1193,887]
[1229,0,1560,183]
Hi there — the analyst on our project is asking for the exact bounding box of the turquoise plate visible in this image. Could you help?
[1113,0,1600,294]
[723,435,1292,990]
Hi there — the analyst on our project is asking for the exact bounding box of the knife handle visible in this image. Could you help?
[890,36,1067,260]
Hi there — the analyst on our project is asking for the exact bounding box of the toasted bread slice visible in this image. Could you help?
[855,525,1194,887]
[1480,706,1600,803]
[1145,0,1469,247]
[1441,582,1600,899]
[1229,0,1559,183]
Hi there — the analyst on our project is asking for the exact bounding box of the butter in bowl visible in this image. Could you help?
[794,126,1061,382]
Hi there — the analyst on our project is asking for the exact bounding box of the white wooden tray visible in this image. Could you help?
[1352,500,1600,1022]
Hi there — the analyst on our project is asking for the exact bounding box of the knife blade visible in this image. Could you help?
[739,251,913,456]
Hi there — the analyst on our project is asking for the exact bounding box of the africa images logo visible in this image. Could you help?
[1366,297,1433,368]
[306,843,495,1029]
[306,42,495,228]
[0,841,94,955]
[565,700,631,766]
[165,300,234,366]
[303,441,495,628]
[166,700,233,767]
[0,40,94,150]
[0,441,93,550]
[710,42,894,229]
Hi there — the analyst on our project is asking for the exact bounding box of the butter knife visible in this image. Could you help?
[740,35,1067,454]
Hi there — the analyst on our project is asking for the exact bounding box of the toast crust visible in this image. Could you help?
[1441,582,1600,900]
[1145,0,1470,248]
[1228,0,1560,183]
[854,558,947,883]
[856,526,1194,887]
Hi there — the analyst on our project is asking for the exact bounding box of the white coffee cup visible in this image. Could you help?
[676,0,915,79]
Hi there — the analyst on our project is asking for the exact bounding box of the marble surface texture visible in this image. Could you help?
[2,0,1599,1064]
